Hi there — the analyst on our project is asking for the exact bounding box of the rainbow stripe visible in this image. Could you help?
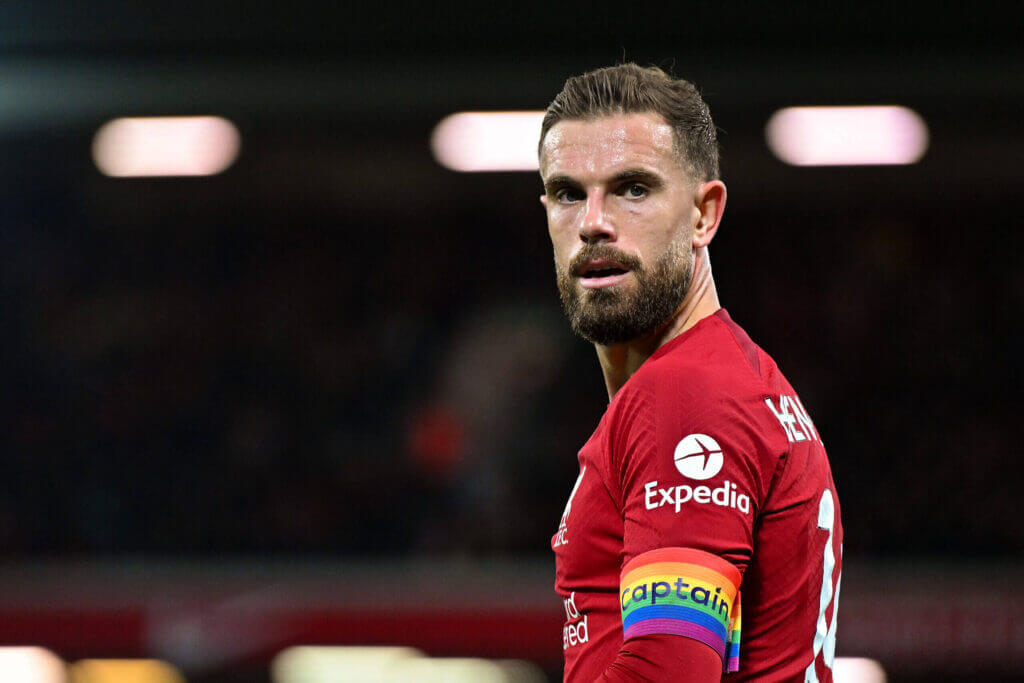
[620,547,742,672]
[725,597,741,672]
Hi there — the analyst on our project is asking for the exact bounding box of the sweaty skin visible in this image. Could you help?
[540,113,727,400]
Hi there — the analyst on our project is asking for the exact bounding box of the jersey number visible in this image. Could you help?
[805,489,841,682]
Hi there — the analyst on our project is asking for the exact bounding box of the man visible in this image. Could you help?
[541,64,843,682]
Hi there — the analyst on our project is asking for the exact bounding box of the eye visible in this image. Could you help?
[625,183,648,198]
[555,187,584,203]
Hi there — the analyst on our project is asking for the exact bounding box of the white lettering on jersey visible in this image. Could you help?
[553,466,586,547]
[806,489,841,681]
[644,479,751,515]
[765,394,819,443]
[648,434,751,515]
[562,591,590,650]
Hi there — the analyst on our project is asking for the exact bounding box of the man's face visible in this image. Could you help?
[540,113,701,345]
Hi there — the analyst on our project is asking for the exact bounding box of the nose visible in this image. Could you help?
[579,192,616,243]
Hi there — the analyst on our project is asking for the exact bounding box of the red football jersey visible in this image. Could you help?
[553,309,843,682]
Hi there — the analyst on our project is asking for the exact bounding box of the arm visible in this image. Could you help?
[599,634,722,682]
[601,375,760,680]
[597,545,742,681]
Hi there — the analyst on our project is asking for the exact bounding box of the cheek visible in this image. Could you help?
[547,209,578,246]
[551,239,576,274]
[657,204,697,246]
[631,207,679,248]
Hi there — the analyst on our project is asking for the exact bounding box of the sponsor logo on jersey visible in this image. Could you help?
[674,433,724,480]
[646,433,752,515]
[562,591,589,650]
[645,479,751,514]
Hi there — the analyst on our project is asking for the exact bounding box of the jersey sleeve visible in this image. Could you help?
[598,634,725,682]
[605,369,778,671]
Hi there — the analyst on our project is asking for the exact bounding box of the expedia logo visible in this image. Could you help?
[644,479,751,514]
[646,433,751,515]
[674,434,723,480]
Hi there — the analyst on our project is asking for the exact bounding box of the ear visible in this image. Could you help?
[692,180,727,248]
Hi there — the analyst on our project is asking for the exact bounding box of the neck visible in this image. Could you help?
[596,248,720,401]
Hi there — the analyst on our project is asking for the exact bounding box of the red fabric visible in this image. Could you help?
[598,634,722,682]
[553,310,843,682]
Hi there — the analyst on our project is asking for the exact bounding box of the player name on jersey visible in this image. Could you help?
[765,394,818,443]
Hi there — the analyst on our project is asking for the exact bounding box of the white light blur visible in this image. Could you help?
[269,647,544,683]
[0,647,65,683]
[270,646,424,683]
[833,656,887,683]
[766,106,928,166]
[92,116,241,177]
[431,111,545,172]
[494,660,547,683]
[384,657,512,683]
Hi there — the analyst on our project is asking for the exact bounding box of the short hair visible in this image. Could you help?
[539,63,720,181]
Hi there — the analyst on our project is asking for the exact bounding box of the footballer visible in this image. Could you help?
[541,64,843,682]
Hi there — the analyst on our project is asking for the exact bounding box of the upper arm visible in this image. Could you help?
[609,374,774,671]
[600,634,723,682]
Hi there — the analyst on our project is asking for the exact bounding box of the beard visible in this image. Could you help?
[556,242,692,346]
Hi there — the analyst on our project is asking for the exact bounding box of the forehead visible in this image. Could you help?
[540,112,682,181]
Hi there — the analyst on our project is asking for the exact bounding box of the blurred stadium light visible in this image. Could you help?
[0,647,66,683]
[492,660,549,683]
[431,111,545,172]
[91,116,241,177]
[67,659,184,683]
[434,106,930,172]
[384,656,543,682]
[271,646,424,683]
[765,106,928,166]
[834,656,887,683]
[270,646,545,683]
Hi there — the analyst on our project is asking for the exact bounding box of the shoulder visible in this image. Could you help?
[607,312,789,482]
[620,310,769,411]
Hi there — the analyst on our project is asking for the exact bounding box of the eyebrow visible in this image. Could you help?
[543,168,664,193]
[610,168,664,187]
[543,175,576,193]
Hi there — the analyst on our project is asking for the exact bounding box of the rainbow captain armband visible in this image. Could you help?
[620,547,742,673]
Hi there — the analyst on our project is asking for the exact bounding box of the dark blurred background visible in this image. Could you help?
[0,1,1021,681]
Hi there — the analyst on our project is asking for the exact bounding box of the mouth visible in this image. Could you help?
[577,258,631,289]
